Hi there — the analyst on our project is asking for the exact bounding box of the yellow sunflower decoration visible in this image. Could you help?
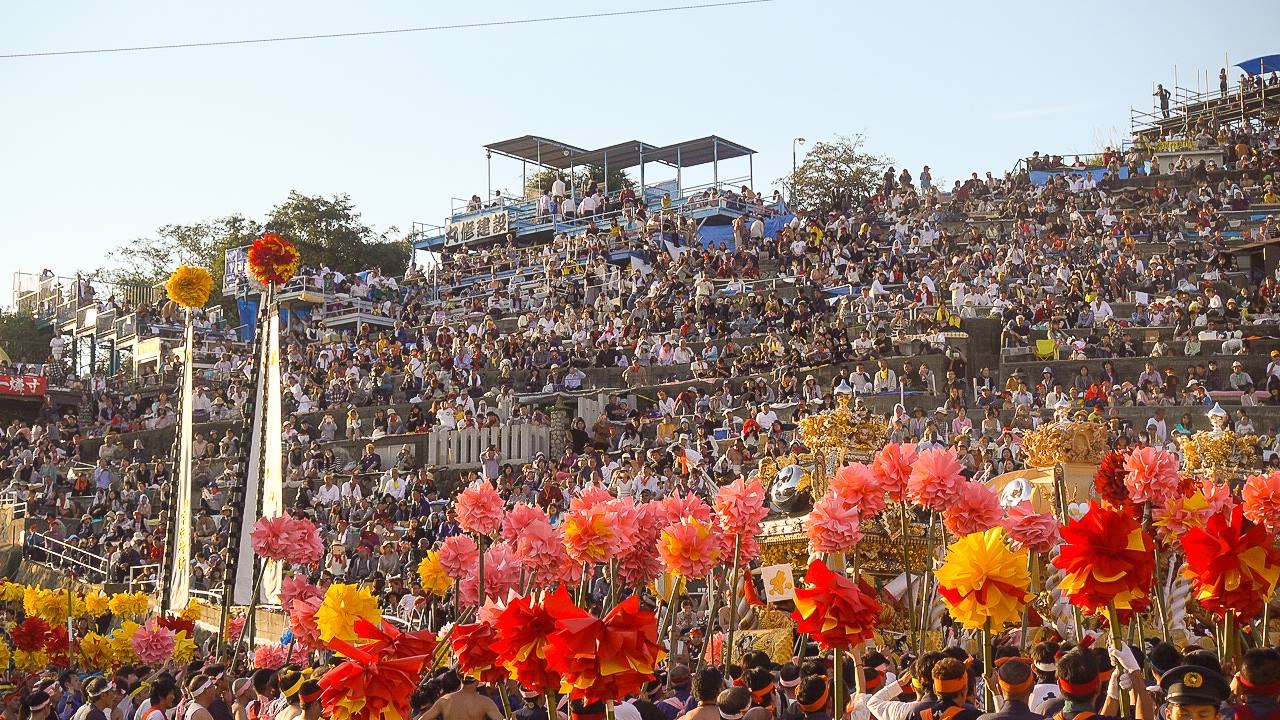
[173,630,195,666]
[112,621,141,664]
[934,527,1033,631]
[314,583,380,644]
[14,649,48,673]
[0,638,10,672]
[109,592,151,619]
[165,265,214,309]
[83,590,111,618]
[417,551,454,597]
[80,632,114,671]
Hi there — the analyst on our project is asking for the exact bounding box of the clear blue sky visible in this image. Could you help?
[3,1,1277,303]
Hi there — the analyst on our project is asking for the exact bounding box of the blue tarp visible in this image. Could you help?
[236,298,306,342]
[696,213,794,248]
[1237,54,1280,76]
[1029,167,1129,186]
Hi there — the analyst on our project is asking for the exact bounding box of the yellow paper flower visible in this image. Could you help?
[0,581,25,603]
[165,265,214,309]
[112,621,141,664]
[83,590,111,618]
[315,583,380,644]
[80,632,114,671]
[180,598,203,622]
[173,630,195,666]
[26,588,70,626]
[417,551,454,597]
[935,527,1033,630]
[109,592,151,619]
[14,649,48,673]
[0,638,10,672]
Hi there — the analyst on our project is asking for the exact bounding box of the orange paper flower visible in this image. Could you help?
[495,587,577,693]
[1052,502,1154,618]
[545,594,663,704]
[247,233,300,286]
[1182,505,1280,623]
[657,517,722,577]
[451,620,506,684]
[319,626,429,720]
[791,560,881,651]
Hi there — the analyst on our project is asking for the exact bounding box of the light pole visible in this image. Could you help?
[791,137,805,207]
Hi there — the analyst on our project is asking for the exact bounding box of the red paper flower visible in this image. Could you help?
[347,618,438,660]
[247,233,300,286]
[11,617,50,652]
[319,629,429,720]
[451,620,507,684]
[1052,502,1154,618]
[44,625,69,668]
[790,560,881,650]
[495,587,578,693]
[1182,505,1280,623]
[545,594,663,704]
[1094,450,1131,507]
[156,614,196,636]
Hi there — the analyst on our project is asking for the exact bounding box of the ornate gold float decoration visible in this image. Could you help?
[1178,430,1259,479]
[1021,421,1110,467]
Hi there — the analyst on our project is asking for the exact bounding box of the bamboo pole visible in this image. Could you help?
[1106,604,1130,718]
[981,621,994,712]
[898,503,919,651]
[723,534,743,673]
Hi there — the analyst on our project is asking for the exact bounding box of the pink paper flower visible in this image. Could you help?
[459,542,521,607]
[515,517,562,579]
[806,491,863,554]
[720,531,760,565]
[907,448,965,510]
[225,615,246,643]
[287,596,324,653]
[570,485,616,512]
[943,481,1004,537]
[617,501,667,586]
[279,574,322,614]
[439,535,481,580]
[1152,494,1211,543]
[1243,471,1280,531]
[830,462,887,517]
[618,548,664,586]
[553,549,585,587]
[604,497,642,551]
[661,492,713,525]
[872,443,918,501]
[456,481,505,536]
[1122,446,1182,505]
[1199,478,1237,517]
[503,503,550,544]
[714,477,770,536]
[657,518,723,577]
[1002,501,1061,553]
[254,644,288,670]
[130,619,176,666]
[249,516,324,566]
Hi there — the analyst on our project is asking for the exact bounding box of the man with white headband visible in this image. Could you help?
[183,675,217,720]
[81,679,116,720]
[1028,642,1061,711]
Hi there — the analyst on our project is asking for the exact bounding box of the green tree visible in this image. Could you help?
[264,191,408,275]
[777,135,892,214]
[0,310,52,363]
[524,165,631,198]
[95,192,410,303]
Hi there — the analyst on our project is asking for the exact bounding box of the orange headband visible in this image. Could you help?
[799,685,830,713]
[933,677,967,694]
[751,682,776,704]
[999,677,1035,696]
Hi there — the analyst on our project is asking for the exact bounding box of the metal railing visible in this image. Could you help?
[24,531,110,581]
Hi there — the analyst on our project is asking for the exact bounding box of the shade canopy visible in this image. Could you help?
[483,134,755,171]
[1236,54,1280,76]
